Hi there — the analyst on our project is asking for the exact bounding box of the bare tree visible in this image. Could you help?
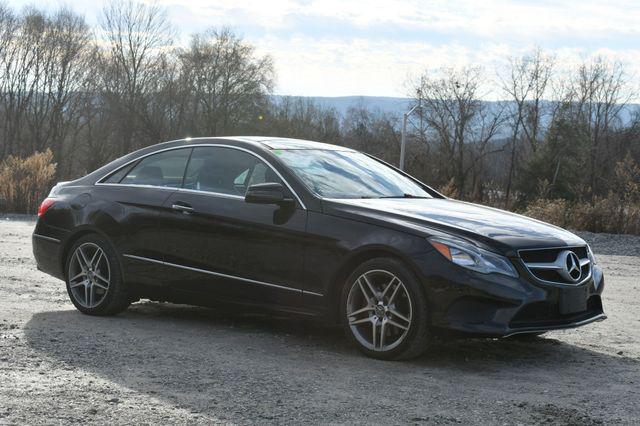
[342,103,400,161]
[178,27,274,136]
[261,96,341,143]
[499,48,554,206]
[98,0,173,153]
[559,58,634,197]
[0,2,18,157]
[30,9,94,155]
[0,6,93,171]
[412,67,504,198]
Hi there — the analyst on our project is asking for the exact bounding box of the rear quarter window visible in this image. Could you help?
[102,163,134,184]
[115,148,192,188]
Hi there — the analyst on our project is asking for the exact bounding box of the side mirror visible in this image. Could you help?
[245,183,293,206]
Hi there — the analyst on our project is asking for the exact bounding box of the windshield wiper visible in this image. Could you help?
[379,193,430,199]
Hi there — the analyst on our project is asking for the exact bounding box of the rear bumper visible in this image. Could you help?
[32,232,65,280]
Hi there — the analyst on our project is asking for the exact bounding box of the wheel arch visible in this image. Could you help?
[326,245,425,323]
[60,225,123,281]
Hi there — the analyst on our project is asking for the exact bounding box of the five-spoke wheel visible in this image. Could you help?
[68,242,110,308]
[65,234,131,315]
[341,257,430,360]
[346,270,413,352]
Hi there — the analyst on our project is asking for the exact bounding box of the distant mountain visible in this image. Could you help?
[272,95,639,125]
[272,95,412,117]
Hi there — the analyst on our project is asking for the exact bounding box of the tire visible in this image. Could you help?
[65,233,131,316]
[340,257,430,360]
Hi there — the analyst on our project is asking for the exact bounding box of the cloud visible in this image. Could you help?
[161,0,640,96]
[7,0,640,97]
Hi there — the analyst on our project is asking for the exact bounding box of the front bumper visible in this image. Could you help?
[503,311,606,337]
[411,251,606,337]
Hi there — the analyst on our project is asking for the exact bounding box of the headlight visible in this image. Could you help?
[428,236,518,278]
[587,244,597,265]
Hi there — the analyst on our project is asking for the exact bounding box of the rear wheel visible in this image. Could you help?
[340,257,430,360]
[65,234,130,315]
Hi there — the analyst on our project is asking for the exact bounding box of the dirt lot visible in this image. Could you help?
[1,218,639,425]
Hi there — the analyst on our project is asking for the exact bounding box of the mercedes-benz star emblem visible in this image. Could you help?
[560,250,582,282]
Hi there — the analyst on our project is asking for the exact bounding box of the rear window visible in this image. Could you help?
[118,149,191,188]
[103,163,134,184]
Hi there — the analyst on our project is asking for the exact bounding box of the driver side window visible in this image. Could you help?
[247,163,271,187]
[183,147,282,196]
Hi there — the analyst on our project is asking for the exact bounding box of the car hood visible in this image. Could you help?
[323,198,586,255]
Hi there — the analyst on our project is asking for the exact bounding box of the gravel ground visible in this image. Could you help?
[1,217,639,425]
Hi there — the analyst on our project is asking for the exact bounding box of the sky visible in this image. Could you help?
[5,0,640,97]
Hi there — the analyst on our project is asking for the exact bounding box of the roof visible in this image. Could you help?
[223,136,354,151]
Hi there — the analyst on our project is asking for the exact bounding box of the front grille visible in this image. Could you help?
[519,246,591,285]
[520,247,588,263]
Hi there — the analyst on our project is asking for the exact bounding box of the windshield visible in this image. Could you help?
[274,149,433,199]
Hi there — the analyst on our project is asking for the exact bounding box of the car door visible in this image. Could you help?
[96,147,192,287]
[158,146,308,308]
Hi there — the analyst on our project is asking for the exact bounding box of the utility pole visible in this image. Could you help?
[399,90,422,171]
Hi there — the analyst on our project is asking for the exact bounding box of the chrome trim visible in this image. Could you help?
[95,183,178,192]
[95,143,307,210]
[122,254,302,294]
[518,244,588,252]
[174,187,244,200]
[518,246,592,286]
[33,234,61,243]
[526,257,591,270]
[122,253,164,265]
[304,290,324,297]
[504,313,607,337]
[96,183,246,201]
[171,204,194,213]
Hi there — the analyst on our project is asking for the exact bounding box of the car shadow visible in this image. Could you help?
[24,302,639,423]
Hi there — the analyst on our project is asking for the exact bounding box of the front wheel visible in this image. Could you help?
[340,257,430,360]
[65,234,131,315]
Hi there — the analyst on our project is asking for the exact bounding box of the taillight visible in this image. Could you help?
[37,198,56,217]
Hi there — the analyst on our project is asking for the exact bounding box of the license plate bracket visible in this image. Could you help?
[559,285,588,315]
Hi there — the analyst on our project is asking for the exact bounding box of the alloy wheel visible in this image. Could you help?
[68,242,111,308]
[346,269,413,352]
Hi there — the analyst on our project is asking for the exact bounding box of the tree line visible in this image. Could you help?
[0,0,638,233]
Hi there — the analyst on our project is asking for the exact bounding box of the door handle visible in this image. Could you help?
[171,203,194,213]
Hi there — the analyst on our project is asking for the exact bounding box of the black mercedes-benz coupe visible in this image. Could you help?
[33,137,606,359]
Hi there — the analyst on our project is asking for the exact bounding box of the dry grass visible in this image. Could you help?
[0,150,57,214]
[523,157,640,235]
[523,197,640,235]
[522,197,640,235]
[521,198,570,228]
